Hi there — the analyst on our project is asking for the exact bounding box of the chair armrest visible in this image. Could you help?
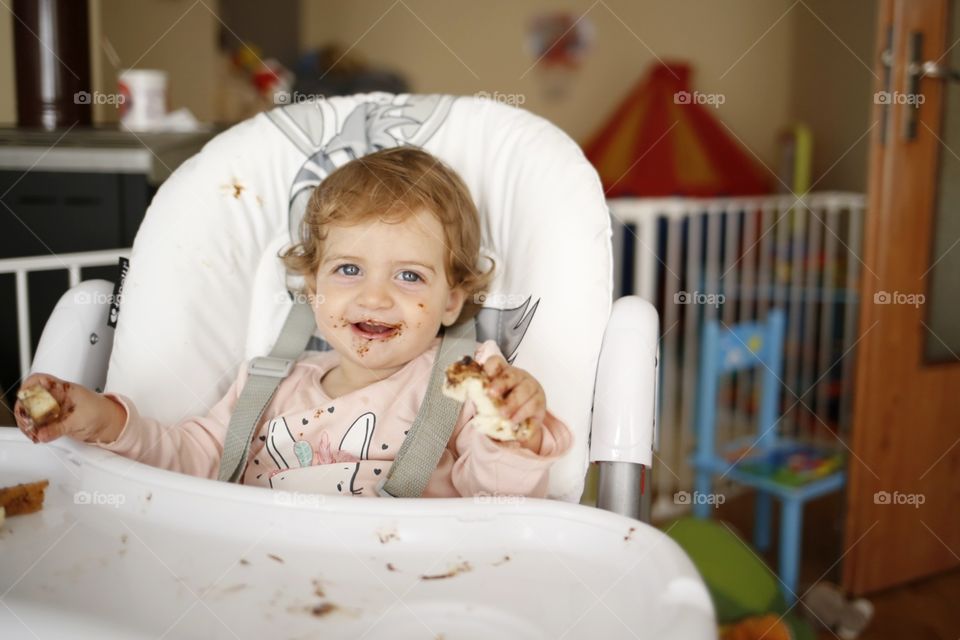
[591,295,659,465]
[29,280,117,393]
[590,296,660,521]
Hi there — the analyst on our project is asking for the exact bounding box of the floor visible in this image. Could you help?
[707,489,960,640]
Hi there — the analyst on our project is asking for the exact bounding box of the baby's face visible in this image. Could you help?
[311,209,466,380]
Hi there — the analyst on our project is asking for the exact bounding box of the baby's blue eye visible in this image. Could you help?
[398,270,422,283]
[336,264,360,276]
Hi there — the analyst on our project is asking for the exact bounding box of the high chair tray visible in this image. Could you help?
[0,430,715,639]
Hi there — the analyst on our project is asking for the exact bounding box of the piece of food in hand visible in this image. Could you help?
[442,356,535,442]
[0,480,50,517]
[16,385,61,427]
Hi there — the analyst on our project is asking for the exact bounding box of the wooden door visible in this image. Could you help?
[844,0,960,595]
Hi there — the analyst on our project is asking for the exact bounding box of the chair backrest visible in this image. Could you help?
[693,309,786,462]
[103,93,613,502]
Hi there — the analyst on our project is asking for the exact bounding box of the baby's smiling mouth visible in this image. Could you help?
[351,320,403,340]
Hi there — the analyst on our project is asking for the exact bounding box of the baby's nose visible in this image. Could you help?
[357,280,393,308]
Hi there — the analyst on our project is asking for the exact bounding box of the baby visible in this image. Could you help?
[14,146,573,498]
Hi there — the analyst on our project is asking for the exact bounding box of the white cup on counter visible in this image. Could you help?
[118,69,168,132]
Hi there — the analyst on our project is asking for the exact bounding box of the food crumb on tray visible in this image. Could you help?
[0,480,50,517]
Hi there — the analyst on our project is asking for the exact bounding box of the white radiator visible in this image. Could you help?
[609,192,866,510]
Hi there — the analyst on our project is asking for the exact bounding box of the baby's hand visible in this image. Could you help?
[482,356,545,452]
[14,374,126,445]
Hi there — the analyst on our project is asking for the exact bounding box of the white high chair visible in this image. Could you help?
[0,93,715,638]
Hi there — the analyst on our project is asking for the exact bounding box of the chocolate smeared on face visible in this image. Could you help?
[350,319,407,357]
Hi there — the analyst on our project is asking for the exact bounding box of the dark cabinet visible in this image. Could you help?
[0,127,214,414]
[0,170,153,411]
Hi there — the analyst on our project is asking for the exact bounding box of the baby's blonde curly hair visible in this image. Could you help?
[279,146,495,324]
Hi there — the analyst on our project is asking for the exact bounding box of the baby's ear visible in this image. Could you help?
[442,286,468,326]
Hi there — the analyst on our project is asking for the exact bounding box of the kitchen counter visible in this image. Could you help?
[0,126,218,185]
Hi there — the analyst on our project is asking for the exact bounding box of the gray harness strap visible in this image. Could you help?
[217,301,316,482]
[376,320,476,498]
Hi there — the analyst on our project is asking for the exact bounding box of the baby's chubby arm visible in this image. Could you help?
[16,366,254,481]
[447,341,574,498]
[14,373,127,445]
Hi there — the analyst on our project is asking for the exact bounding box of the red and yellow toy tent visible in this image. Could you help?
[583,62,770,197]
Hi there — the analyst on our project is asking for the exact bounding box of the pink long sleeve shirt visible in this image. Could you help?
[98,338,573,498]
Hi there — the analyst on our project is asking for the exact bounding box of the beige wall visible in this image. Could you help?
[0,7,15,125]
[0,0,876,192]
[790,0,878,191]
[301,0,798,168]
[93,0,221,124]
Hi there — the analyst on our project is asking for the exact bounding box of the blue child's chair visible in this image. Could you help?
[690,308,846,603]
